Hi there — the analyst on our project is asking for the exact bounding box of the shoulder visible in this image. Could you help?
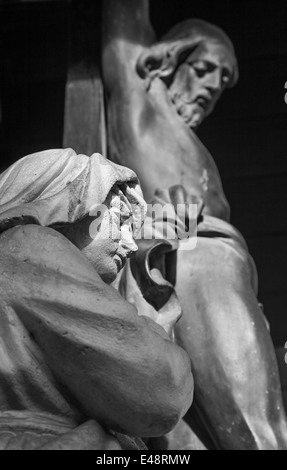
[0,225,97,280]
[0,224,75,255]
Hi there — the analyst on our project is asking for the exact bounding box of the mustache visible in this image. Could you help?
[170,90,212,107]
[174,98,203,121]
[168,88,214,125]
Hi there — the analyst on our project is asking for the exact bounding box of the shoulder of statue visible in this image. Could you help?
[0,225,80,267]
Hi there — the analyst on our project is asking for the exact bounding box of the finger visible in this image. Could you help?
[153,188,172,205]
[169,185,188,207]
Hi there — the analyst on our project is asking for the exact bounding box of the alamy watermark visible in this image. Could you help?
[89,201,199,251]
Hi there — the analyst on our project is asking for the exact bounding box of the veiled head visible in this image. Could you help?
[137,19,238,128]
[60,183,143,284]
[0,149,147,285]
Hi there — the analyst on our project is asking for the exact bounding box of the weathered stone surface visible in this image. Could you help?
[0,149,193,449]
[102,0,287,449]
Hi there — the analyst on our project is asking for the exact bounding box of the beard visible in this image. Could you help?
[168,88,205,129]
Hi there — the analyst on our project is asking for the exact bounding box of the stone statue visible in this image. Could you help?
[102,0,287,449]
[0,149,193,450]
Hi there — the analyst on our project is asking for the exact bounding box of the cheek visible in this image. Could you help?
[175,66,196,97]
[81,239,119,283]
[93,255,118,284]
[99,212,121,242]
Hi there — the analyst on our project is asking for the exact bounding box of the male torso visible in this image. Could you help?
[107,73,230,221]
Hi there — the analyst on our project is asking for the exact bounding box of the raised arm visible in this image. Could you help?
[102,0,155,93]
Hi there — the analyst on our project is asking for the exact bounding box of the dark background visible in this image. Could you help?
[0,0,286,346]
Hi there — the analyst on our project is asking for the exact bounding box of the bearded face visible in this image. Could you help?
[168,41,235,129]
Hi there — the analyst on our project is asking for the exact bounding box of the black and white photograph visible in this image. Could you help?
[0,0,287,452]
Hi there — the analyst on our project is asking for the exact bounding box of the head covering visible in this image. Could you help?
[0,148,146,236]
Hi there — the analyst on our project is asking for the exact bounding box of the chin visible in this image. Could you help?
[98,267,118,285]
[187,112,205,128]
[85,251,119,285]
[176,103,205,129]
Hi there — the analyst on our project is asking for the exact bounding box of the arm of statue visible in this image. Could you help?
[102,0,155,94]
[10,225,193,438]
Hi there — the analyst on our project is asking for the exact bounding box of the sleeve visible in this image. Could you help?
[8,225,193,438]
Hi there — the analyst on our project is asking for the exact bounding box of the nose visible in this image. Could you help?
[205,68,222,92]
[121,238,138,258]
[127,240,138,253]
[119,223,138,256]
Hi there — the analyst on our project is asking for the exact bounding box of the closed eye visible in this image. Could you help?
[190,60,231,86]
[120,211,134,226]
[189,60,216,77]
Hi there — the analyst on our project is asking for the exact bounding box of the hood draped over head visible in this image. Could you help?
[0,149,147,236]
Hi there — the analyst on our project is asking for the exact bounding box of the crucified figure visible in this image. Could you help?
[102,0,287,449]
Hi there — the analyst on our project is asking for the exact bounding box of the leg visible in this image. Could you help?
[175,217,287,450]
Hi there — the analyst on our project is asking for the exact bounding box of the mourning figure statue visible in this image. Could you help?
[0,149,193,450]
[102,0,287,449]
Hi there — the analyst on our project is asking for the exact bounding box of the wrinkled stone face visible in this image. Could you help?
[168,41,235,128]
[59,190,138,285]
[82,206,137,285]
